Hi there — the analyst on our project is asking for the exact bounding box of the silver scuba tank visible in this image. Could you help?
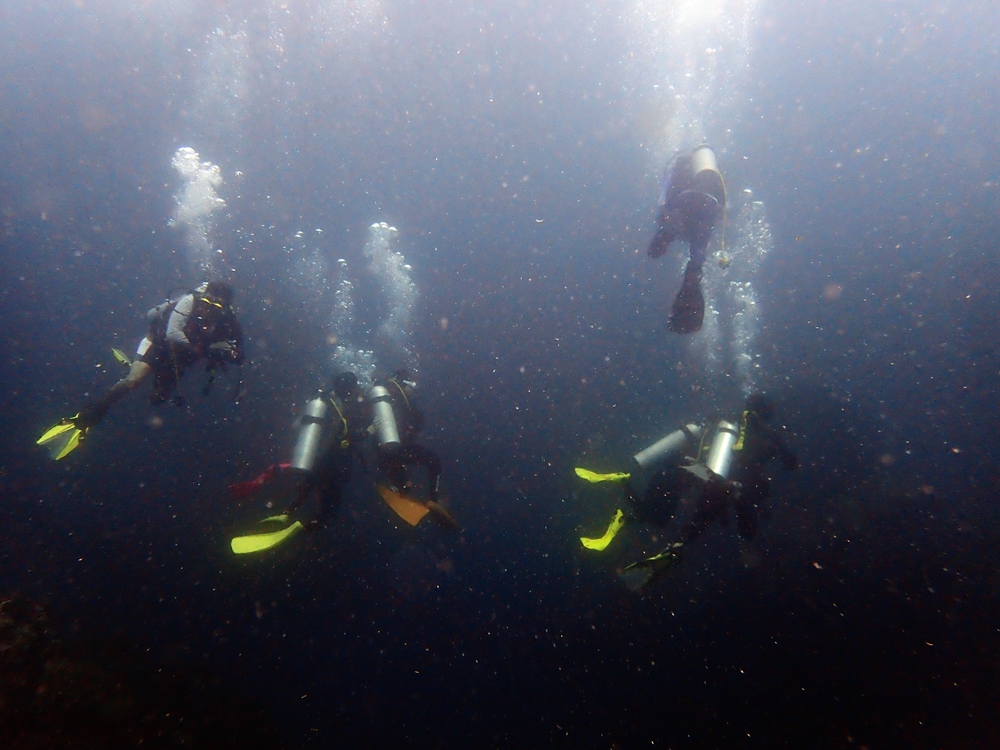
[290,397,329,472]
[367,385,400,447]
[147,299,174,323]
[633,424,704,472]
[705,420,739,479]
[690,145,726,209]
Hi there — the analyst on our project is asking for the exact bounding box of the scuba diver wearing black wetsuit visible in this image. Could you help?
[228,371,372,554]
[647,145,726,335]
[576,393,796,591]
[229,369,457,553]
[724,392,799,539]
[291,371,372,526]
[370,369,442,503]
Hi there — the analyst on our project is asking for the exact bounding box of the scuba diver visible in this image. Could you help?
[575,422,704,552]
[229,371,371,554]
[37,282,245,460]
[647,144,726,335]
[229,370,457,554]
[575,393,796,591]
[678,393,799,545]
[369,369,458,529]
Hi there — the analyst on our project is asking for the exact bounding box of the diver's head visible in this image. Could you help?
[331,371,359,400]
[203,281,234,308]
[745,392,775,423]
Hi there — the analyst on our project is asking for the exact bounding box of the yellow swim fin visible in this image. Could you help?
[575,467,630,483]
[231,520,304,554]
[111,348,132,368]
[37,416,86,460]
[580,509,626,551]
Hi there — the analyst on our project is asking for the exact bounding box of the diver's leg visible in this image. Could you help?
[736,473,771,536]
[126,337,181,405]
[378,444,407,491]
[681,486,726,544]
[318,450,351,525]
[312,481,342,527]
[285,471,308,513]
[680,511,710,544]
[647,210,680,259]
[622,478,643,521]
[78,360,153,427]
[399,444,442,501]
[680,505,711,544]
[633,465,687,526]
[688,232,710,267]
[734,496,759,540]
[148,365,178,405]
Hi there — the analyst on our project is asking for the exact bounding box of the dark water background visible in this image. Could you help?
[2,0,1000,747]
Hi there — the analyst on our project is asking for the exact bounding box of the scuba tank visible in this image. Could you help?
[704,420,739,480]
[148,284,195,324]
[290,397,329,472]
[633,424,704,472]
[367,385,400,447]
[147,299,175,323]
[689,145,726,209]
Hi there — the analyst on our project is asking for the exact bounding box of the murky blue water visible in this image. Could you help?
[2,0,999,746]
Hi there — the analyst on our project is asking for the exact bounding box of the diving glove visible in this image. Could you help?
[208,340,243,364]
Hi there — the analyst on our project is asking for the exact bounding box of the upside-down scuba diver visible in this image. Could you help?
[227,371,371,554]
[227,369,458,554]
[647,145,727,335]
[575,392,797,591]
[369,369,458,530]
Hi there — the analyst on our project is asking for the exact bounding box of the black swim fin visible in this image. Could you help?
[668,260,704,334]
[618,542,685,591]
[426,500,461,530]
